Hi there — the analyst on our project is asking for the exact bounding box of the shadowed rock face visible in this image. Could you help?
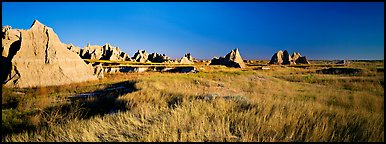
[295,56,310,64]
[209,48,246,68]
[269,50,283,64]
[2,26,21,58]
[2,20,98,88]
[291,52,301,62]
[1,26,21,85]
[282,50,293,65]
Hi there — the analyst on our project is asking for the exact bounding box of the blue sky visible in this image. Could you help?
[2,2,384,60]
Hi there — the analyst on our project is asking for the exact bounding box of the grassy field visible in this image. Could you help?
[2,61,384,142]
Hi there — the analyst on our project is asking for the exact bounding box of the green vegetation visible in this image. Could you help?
[2,61,384,142]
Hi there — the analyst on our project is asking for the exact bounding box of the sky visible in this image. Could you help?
[2,2,384,60]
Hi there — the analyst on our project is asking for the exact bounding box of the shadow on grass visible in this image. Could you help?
[2,80,138,139]
[65,80,138,118]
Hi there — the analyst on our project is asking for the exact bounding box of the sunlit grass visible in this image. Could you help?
[2,61,384,142]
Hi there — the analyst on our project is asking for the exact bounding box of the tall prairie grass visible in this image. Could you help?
[2,61,384,142]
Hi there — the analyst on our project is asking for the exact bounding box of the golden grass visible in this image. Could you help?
[2,61,384,142]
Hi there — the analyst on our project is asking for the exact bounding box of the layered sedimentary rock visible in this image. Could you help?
[93,63,104,79]
[184,53,195,61]
[2,20,98,88]
[148,52,171,63]
[179,56,194,64]
[132,50,149,63]
[79,43,131,61]
[176,53,195,64]
[269,50,310,65]
[65,44,82,55]
[2,26,21,58]
[209,48,246,68]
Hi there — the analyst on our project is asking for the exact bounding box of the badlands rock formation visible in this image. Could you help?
[175,53,195,64]
[269,50,310,65]
[2,20,98,88]
[184,53,195,61]
[291,52,310,64]
[282,50,293,65]
[93,63,104,79]
[2,26,21,58]
[78,43,131,61]
[132,50,149,63]
[66,44,82,55]
[132,50,177,63]
[179,56,194,64]
[209,48,246,68]
[268,50,284,65]
[148,52,171,63]
[291,52,301,62]
[294,56,310,64]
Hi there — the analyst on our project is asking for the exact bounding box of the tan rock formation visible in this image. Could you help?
[184,53,195,61]
[179,56,194,64]
[93,63,104,79]
[80,43,102,59]
[119,52,132,61]
[80,43,131,61]
[268,50,284,64]
[209,48,246,68]
[148,52,171,63]
[270,50,309,65]
[132,50,149,63]
[2,26,21,58]
[291,52,301,63]
[291,52,310,64]
[2,20,98,88]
